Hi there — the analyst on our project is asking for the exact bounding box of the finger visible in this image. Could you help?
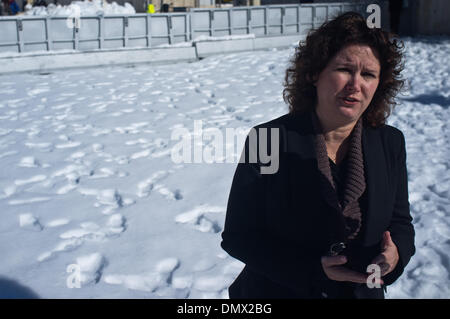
[330,266,368,284]
[368,276,385,286]
[380,231,389,250]
[385,231,396,249]
[378,262,390,276]
[385,231,393,244]
[371,253,386,265]
[321,255,347,267]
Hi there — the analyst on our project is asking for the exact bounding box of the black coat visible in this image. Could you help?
[220,111,415,299]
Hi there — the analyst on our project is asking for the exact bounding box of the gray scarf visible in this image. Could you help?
[311,111,366,241]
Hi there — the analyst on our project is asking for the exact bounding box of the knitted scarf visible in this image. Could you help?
[311,111,366,242]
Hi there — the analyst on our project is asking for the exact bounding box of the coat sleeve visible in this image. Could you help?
[220,132,328,293]
[383,130,415,285]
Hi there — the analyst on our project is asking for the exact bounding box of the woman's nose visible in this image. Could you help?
[345,74,361,93]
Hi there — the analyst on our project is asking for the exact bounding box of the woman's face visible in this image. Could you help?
[314,44,381,123]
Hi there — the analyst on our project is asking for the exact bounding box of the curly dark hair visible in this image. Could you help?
[283,12,405,127]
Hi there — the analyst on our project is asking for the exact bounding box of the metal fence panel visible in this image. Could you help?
[0,20,19,43]
[314,5,328,28]
[0,19,19,53]
[328,5,343,19]
[250,8,265,36]
[77,18,99,50]
[213,10,229,37]
[78,40,99,50]
[0,45,18,53]
[151,16,169,35]
[191,11,210,39]
[268,7,282,35]
[50,18,74,51]
[171,15,188,43]
[128,16,148,47]
[50,18,72,41]
[52,42,74,50]
[128,38,148,47]
[23,43,47,52]
[103,39,124,48]
[299,6,313,35]
[128,16,147,37]
[22,19,46,43]
[231,9,248,35]
[79,18,99,40]
[104,17,124,38]
[285,6,299,34]
[0,2,386,54]
[151,15,170,46]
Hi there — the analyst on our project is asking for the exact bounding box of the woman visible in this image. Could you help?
[220,12,415,299]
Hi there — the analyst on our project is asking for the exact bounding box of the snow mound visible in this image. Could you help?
[25,0,136,17]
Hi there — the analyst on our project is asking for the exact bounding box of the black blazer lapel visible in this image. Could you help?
[361,126,390,246]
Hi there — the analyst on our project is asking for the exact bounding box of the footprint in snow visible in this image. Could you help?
[137,170,170,198]
[37,214,127,262]
[103,257,180,293]
[71,253,107,286]
[19,213,43,231]
[174,205,224,233]
[18,156,41,168]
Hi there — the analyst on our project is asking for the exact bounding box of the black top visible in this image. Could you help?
[329,156,348,208]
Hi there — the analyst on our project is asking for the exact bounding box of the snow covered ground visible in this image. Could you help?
[0,37,449,299]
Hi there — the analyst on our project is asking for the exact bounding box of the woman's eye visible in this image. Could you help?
[363,73,376,78]
[337,68,350,72]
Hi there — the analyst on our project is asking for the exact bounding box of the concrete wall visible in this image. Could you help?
[0,33,304,74]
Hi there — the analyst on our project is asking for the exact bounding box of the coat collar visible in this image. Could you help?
[285,111,389,245]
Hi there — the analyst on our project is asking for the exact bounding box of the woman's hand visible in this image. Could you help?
[321,255,371,284]
[371,231,399,276]
[321,231,398,284]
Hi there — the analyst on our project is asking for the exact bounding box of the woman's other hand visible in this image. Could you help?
[321,255,373,284]
[371,231,399,276]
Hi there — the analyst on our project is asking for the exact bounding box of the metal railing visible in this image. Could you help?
[0,2,380,54]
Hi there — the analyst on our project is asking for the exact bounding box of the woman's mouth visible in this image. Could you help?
[340,97,360,106]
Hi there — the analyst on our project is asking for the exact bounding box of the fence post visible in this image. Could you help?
[17,19,24,53]
[99,16,104,50]
[185,13,189,42]
[228,9,232,35]
[46,17,52,51]
[281,7,285,35]
[123,16,128,48]
[188,11,192,42]
[210,10,214,37]
[73,18,79,50]
[247,8,251,34]
[312,5,316,30]
[230,8,234,35]
[264,6,268,35]
[147,14,152,48]
[168,15,173,45]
